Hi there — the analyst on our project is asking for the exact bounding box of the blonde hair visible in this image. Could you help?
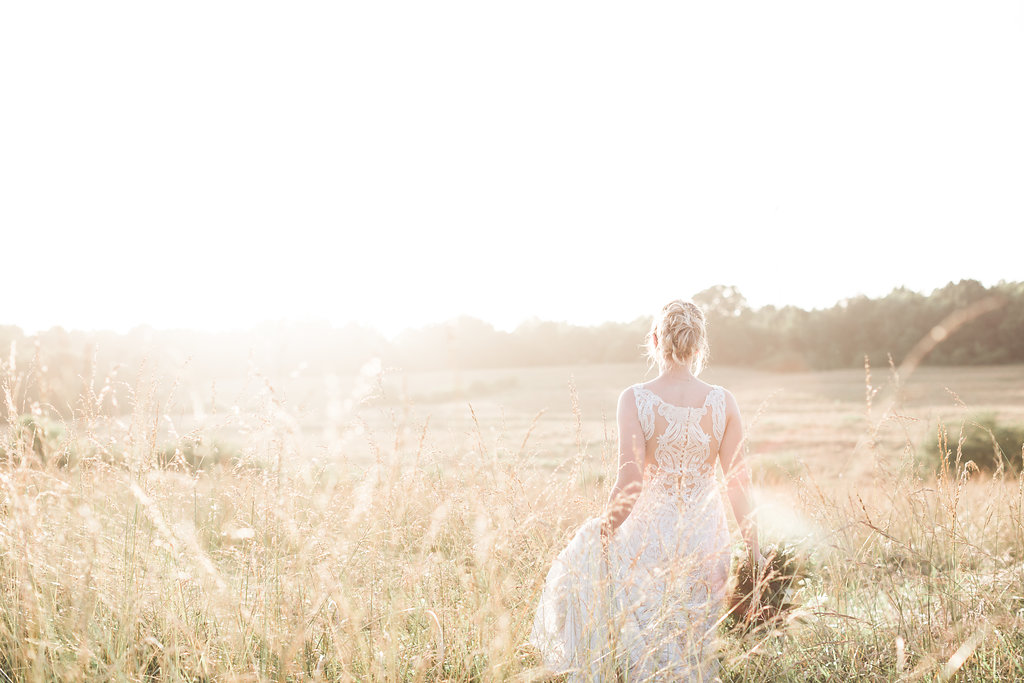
[645,299,710,375]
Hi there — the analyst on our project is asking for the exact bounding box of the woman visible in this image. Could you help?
[530,299,763,681]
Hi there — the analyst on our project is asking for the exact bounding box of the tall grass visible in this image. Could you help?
[1,349,1023,681]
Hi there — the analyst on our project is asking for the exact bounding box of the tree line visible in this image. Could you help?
[1,279,1020,411]
[693,279,1024,371]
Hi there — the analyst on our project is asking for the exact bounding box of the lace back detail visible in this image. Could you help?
[708,387,726,442]
[633,385,657,441]
[631,384,725,492]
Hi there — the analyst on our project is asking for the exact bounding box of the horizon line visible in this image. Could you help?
[2,278,1013,340]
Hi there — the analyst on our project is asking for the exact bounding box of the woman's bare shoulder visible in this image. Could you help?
[615,384,644,426]
[714,385,742,417]
[617,383,642,405]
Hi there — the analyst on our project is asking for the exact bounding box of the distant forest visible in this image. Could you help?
[1,280,1021,391]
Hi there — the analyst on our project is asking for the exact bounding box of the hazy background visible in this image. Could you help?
[1,279,1021,420]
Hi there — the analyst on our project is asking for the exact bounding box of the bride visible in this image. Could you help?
[530,299,763,681]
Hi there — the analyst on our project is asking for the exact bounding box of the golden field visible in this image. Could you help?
[2,356,1024,681]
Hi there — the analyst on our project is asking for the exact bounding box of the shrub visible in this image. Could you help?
[927,413,1024,475]
[0,414,71,467]
[158,437,243,471]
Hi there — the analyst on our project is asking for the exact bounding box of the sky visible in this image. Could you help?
[2,1,1022,338]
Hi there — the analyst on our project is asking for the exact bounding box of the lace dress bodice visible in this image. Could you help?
[632,384,726,505]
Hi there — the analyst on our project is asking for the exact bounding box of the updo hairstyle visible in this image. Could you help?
[645,299,710,375]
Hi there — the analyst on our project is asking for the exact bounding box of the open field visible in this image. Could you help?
[2,359,1024,680]
[359,361,1024,482]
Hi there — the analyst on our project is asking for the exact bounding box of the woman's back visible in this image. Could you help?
[628,378,727,504]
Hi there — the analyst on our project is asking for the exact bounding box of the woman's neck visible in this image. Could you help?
[658,364,697,383]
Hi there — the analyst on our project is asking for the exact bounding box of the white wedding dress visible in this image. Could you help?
[530,383,731,681]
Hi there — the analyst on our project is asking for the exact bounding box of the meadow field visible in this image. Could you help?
[2,356,1024,681]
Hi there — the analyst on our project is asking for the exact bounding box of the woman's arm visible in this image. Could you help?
[718,390,762,563]
[601,388,646,541]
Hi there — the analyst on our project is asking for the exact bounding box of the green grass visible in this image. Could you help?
[2,358,1024,680]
